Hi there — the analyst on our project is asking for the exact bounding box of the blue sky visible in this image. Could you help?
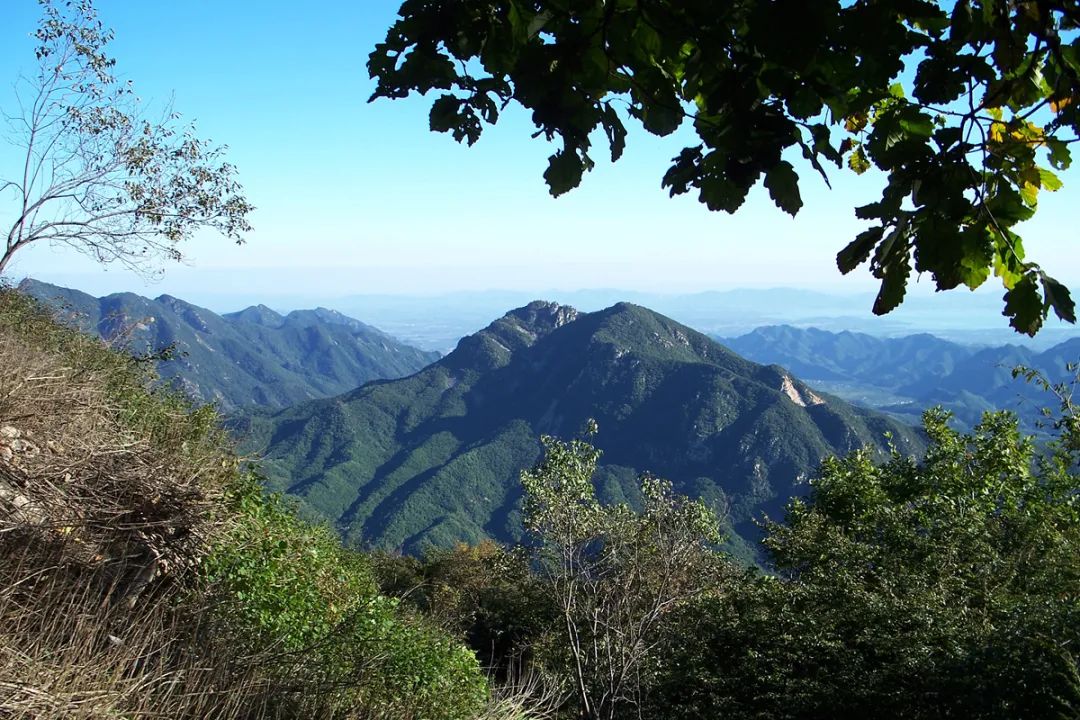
[1,0,1077,310]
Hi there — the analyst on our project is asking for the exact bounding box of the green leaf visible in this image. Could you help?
[1046,138,1072,170]
[1003,273,1044,336]
[958,226,993,290]
[429,94,482,145]
[788,84,823,120]
[641,102,683,137]
[873,254,910,315]
[898,112,935,138]
[986,186,1035,224]
[429,95,460,133]
[698,175,746,213]
[600,104,627,162]
[544,150,585,197]
[764,161,802,216]
[854,201,883,220]
[837,227,883,274]
[1040,273,1076,324]
[950,0,973,40]
[631,20,662,59]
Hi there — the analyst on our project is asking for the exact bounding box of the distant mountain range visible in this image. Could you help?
[307,287,1080,352]
[20,279,439,411]
[242,301,925,557]
[722,325,1080,428]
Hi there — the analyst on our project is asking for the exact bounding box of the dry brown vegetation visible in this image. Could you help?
[0,288,267,719]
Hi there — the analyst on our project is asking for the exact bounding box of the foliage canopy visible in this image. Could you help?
[369,0,1080,335]
[651,406,1080,719]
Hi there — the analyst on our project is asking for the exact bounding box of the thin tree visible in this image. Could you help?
[521,423,725,720]
[0,0,252,277]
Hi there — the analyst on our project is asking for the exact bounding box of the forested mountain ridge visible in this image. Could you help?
[19,279,439,411]
[722,325,975,386]
[724,325,1080,427]
[244,301,924,556]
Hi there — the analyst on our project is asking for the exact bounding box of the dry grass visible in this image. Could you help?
[477,667,565,720]
[0,289,546,720]
[0,288,267,719]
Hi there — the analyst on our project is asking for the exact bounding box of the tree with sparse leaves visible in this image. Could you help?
[0,0,252,277]
[521,423,725,720]
[369,0,1080,335]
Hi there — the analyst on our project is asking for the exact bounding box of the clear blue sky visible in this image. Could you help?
[1,0,1077,307]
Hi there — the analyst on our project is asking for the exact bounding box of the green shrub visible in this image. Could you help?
[650,408,1080,720]
[204,471,489,719]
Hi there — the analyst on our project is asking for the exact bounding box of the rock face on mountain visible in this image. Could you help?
[247,301,924,555]
[20,279,439,411]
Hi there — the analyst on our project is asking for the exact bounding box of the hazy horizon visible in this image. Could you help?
[20,274,1078,354]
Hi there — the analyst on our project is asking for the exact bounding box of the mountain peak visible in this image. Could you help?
[251,300,925,555]
[502,300,580,335]
[226,304,285,327]
[442,301,580,371]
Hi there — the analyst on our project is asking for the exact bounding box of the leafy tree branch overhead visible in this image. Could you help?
[369,0,1080,335]
[0,0,253,278]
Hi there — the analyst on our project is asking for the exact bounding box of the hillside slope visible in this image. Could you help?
[21,279,439,411]
[0,288,485,720]
[246,302,924,555]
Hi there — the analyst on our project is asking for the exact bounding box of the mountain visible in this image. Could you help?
[244,301,925,556]
[20,279,440,411]
[723,325,1080,428]
[723,325,975,386]
[905,340,1080,425]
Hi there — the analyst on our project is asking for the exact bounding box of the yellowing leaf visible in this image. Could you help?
[989,121,1006,143]
[994,254,1021,289]
[1019,166,1041,188]
[1051,96,1074,113]
[844,113,868,133]
[848,145,870,174]
[1019,182,1038,207]
[1011,121,1043,143]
